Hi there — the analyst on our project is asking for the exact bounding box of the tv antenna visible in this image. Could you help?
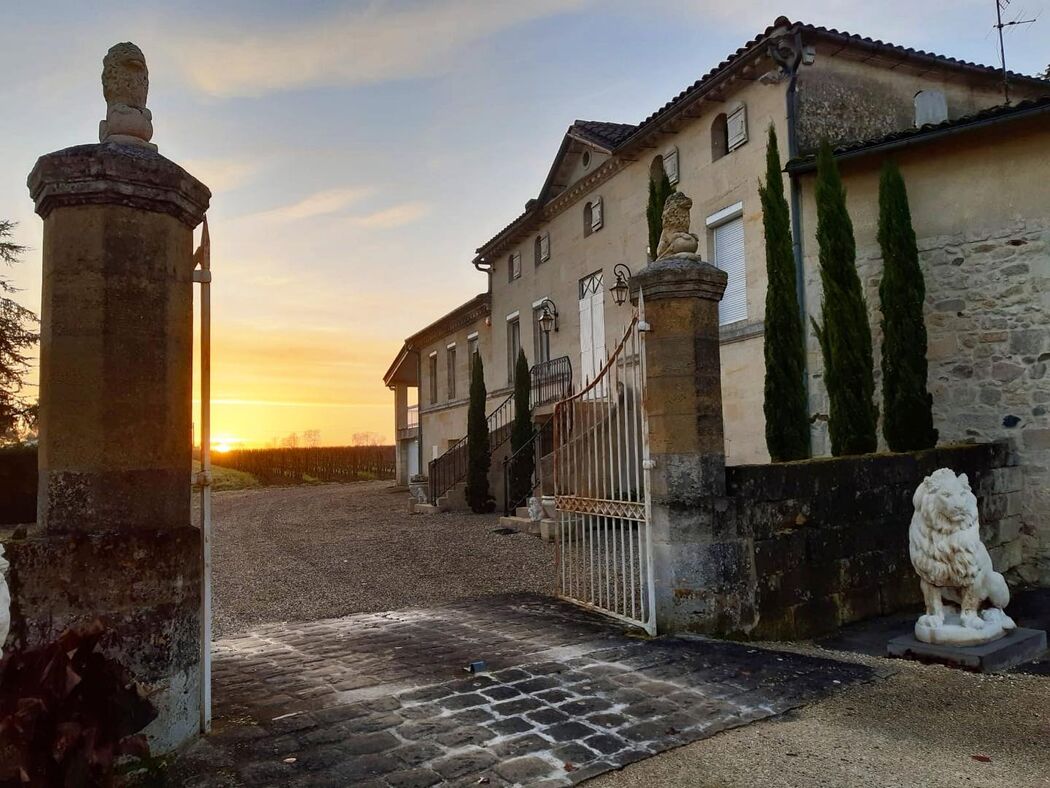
[994,0,1037,104]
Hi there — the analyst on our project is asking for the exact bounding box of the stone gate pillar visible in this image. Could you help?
[632,193,756,635]
[12,42,210,753]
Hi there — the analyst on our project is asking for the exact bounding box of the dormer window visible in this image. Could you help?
[508,251,522,282]
[535,232,550,266]
[914,90,948,126]
[584,198,603,237]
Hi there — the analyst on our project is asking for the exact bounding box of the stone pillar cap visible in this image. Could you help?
[631,254,728,302]
[27,143,210,228]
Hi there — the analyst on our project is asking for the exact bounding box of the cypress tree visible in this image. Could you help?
[508,349,534,507]
[811,142,878,456]
[465,353,493,513]
[646,168,674,260]
[759,125,810,461]
[877,161,938,451]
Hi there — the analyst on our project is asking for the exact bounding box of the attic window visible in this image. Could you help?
[711,113,729,161]
[582,150,591,168]
[584,198,603,237]
[508,251,522,282]
[914,90,948,126]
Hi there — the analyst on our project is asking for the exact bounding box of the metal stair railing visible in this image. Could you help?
[502,416,555,516]
[428,390,515,504]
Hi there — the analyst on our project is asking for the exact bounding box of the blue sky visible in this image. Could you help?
[1,1,1046,445]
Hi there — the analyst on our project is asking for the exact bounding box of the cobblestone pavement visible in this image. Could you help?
[170,594,873,787]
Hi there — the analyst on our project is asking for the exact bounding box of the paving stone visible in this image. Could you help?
[435,724,496,748]
[536,688,575,704]
[344,712,403,734]
[333,752,403,782]
[384,768,443,788]
[431,749,499,780]
[495,755,558,784]
[552,741,599,767]
[585,711,629,730]
[340,731,399,755]
[391,742,443,768]
[491,696,544,716]
[513,676,560,693]
[492,733,551,759]
[584,732,627,755]
[441,693,488,710]
[486,715,534,736]
[544,721,597,743]
[526,706,569,726]
[448,707,494,725]
[491,667,531,682]
[480,684,522,701]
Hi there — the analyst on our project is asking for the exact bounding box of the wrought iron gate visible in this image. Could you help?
[552,293,655,635]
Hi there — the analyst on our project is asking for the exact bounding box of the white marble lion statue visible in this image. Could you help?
[909,468,1015,645]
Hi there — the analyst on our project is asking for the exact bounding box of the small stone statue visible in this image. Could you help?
[0,544,9,658]
[528,497,543,523]
[99,42,157,151]
[654,192,700,260]
[909,468,1016,645]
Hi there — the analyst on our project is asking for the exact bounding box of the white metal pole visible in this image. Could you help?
[192,217,213,733]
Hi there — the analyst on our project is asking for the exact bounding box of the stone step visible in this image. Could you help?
[499,515,540,537]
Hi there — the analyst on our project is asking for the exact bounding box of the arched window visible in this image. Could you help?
[711,113,729,161]
[583,202,593,237]
[534,235,543,266]
[583,198,603,237]
[534,232,550,265]
[649,155,666,183]
[914,90,948,127]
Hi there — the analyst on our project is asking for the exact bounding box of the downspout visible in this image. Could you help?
[416,349,423,480]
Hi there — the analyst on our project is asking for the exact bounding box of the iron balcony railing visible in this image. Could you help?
[428,391,515,505]
[503,416,554,516]
[531,356,573,409]
[406,404,419,428]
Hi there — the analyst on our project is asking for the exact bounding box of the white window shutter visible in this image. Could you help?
[713,216,747,325]
[540,232,550,262]
[663,149,680,184]
[727,105,748,151]
[591,197,603,231]
[579,297,594,384]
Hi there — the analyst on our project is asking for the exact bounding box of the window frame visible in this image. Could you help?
[532,301,551,365]
[446,343,457,401]
[705,202,747,327]
[428,352,438,405]
[508,251,522,282]
[506,313,521,383]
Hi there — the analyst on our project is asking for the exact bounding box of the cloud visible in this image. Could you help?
[349,201,431,229]
[180,157,261,193]
[171,0,590,97]
[247,187,372,222]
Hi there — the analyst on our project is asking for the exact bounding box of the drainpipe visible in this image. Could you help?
[191,216,212,733]
[416,350,424,480]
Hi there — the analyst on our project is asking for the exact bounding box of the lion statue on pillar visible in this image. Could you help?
[654,192,700,260]
[908,468,1015,645]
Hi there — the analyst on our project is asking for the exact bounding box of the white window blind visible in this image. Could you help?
[663,149,680,184]
[712,216,747,325]
[727,105,748,151]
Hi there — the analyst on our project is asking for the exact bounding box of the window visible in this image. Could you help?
[446,344,456,400]
[663,148,680,185]
[582,150,591,168]
[727,104,748,151]
[428,352,438,404]
[467,332,479,370]
[533,305,550,364]
[706,203,747,326]
[914,90,948,126]
[508,251,521,282]
[711,113,728,161]
[584,198,603,237]
[507,315,521,383]
[534,232,550,266]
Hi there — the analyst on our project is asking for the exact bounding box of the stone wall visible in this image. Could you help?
[725,442,1018,640]
[805,220,1049,586]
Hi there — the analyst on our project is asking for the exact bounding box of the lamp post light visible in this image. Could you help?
[538,297,559,334]
[611,264,632,306]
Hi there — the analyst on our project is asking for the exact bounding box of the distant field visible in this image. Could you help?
[193,461,260,492]
[208,445,395,486]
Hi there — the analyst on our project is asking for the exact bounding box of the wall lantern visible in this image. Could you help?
[611,264,632,306]
[538,298,559,334]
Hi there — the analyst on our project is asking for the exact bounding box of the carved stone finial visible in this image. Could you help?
[99,42,156,151]
[654,191,700,261]
[909,468,1016,645]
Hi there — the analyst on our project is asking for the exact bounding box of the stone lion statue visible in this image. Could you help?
[909,468,1015,645]
[0,544,9,658]
[99,42,156,150]
[655,192,700,260]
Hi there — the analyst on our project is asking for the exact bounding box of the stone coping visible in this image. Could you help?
[27,142,210,227]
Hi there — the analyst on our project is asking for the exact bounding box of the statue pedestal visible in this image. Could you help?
[887,627,1047,673]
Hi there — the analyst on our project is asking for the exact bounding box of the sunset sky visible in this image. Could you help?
[2,1,1045,447]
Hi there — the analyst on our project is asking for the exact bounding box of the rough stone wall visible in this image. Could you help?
[807,220,1049,585]
[796,70,912,154]
[725,442,1016,640]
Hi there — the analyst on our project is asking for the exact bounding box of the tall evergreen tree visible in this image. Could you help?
[877,161,938,451]
[464,353,494,512]
[0,220,39,444]
[508,349,534,507]
[646,168,674,260]
[811,143,878,456]
[759,126,810,461]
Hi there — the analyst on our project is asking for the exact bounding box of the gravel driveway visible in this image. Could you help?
[206,481,555,637]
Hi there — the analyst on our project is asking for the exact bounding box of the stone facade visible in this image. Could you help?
[725,442,1019,640]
